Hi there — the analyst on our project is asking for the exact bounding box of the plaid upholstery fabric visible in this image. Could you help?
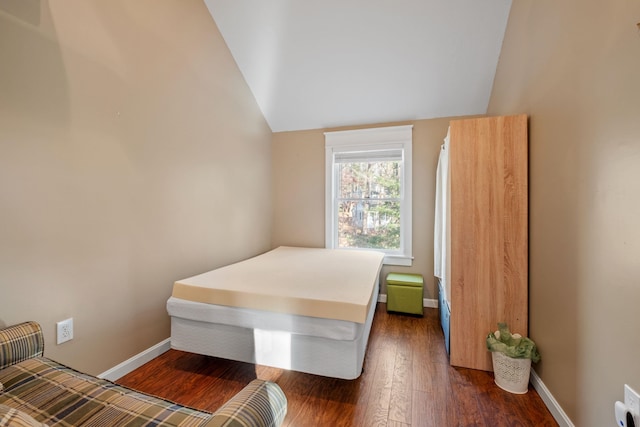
[0,322,286,427]
[0,322,44,370]
[0,358,211,427]
[0,404,48,427]
[206,380,287,427]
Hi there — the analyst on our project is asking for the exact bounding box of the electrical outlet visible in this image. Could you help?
[625,384,640,417]
[56,318,73,344]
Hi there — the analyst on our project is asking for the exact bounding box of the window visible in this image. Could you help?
[325,125,412,266]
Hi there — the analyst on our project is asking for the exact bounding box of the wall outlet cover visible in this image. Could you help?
[56,318,73,345]
[626,385,640,416]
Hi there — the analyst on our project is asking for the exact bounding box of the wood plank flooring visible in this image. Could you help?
[117,305,558,426]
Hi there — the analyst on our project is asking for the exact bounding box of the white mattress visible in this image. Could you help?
[170,278,379,379]
[167,296,363,341]
[171,246,385,323]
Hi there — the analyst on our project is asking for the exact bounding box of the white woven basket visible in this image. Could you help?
[491,351,531,394]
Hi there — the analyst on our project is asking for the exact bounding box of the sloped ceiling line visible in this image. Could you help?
[205,0,513,132]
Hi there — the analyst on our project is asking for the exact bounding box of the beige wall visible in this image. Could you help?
[489,1,640,425]
[272,118,452,298]
[5,2,637,423]
[0,0,272,375]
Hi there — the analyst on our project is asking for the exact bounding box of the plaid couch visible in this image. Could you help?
[0,322,286,427]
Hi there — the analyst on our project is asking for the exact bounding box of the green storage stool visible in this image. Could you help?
[386,273,424,315]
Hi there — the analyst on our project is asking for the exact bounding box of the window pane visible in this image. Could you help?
[325,125,412,264]
[338,161,401,199]
[337,200,400,250]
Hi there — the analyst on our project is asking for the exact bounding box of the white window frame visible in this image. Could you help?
[324,125,413,266]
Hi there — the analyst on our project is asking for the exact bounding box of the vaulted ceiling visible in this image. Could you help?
[204,0,513,132]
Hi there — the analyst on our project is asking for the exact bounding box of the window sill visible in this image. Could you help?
[383,254,413,267]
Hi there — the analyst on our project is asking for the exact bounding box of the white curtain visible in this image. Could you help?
[434,128,451,305]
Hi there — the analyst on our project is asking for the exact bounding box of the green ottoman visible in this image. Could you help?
[386,273,424,315]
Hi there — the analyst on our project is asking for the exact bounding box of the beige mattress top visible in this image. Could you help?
[171,246,384,323]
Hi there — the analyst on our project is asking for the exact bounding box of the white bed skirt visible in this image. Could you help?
[170,282,379,380]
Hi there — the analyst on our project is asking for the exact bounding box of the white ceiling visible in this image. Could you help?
[204,0,513,133]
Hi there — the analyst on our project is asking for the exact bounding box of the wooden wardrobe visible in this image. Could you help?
[448,114,528,371]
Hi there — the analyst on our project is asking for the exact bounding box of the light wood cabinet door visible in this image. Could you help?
[449,114,528,371]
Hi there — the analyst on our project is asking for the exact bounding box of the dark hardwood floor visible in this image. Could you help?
[117,304,558,426]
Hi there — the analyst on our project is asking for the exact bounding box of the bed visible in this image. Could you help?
[167,246,384,380]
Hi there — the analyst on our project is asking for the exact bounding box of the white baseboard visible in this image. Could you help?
[378,293,438,309]
[530,369,574,427]
[98,338,171,381]
[423,298,438,308]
